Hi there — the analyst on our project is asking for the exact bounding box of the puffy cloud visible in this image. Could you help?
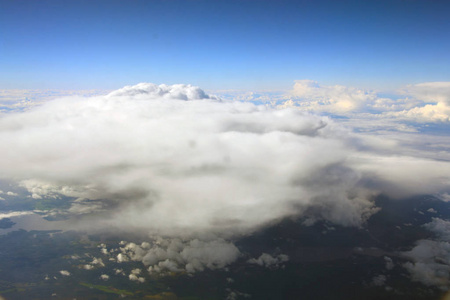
[100,274,109,281]
[0,82,448,241]
[90,257,105,267]
[247,253,289,268]
[117,238,241,274]
[287,80,377,113]
[389,102,450,122]
[402,218,450,290]
[0,83,377,236]
[280,80,450,123]
[401,82,450,106]
[128,269,145,283]
[371,274,387,287]
[384,256,394,270]
[59,270,70,276]
[108,83,217,100]
[424,218,450,242]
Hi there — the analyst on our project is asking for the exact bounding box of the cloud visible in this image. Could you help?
[129,269,145,282]
[0,211,34,220]
[100,274,109,281]
[371,274,387,287]
[59,270,70,276]
[401,82,450,106]
[0,82,448,242]
[0,89,108,114]
[247,253,289,268]
[287,80,377,113]
[280,80,450,123]
[402,218,450,290]
[114,238,241,274]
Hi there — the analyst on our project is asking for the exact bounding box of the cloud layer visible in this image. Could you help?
[283,80,450,122]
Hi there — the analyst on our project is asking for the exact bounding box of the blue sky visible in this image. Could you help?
[1,0,449,91]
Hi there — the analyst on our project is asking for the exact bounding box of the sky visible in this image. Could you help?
[1,0,449,90]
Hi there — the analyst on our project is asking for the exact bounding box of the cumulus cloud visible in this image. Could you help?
[371,274,387,287]
[286,80,377,113]
[100,274,109,281]
[280,80,450,123]
[115,238,241,274]
[247,253,289,268]
[402,218,450,290]
[401,82,450,106]
[59,270,70,276]
[0,82,448,242]
[128,269,145,283]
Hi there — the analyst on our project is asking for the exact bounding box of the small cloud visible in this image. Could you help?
[384,256,394,270]
[117,253,129,263]
[371,274,387,287]
[130,268,141,275]
[114,268,125,275]
[247,253,289,268]
[90,257,105,267]
[59,270,70,276]
[129,273,145,283]
[100,274,109,281]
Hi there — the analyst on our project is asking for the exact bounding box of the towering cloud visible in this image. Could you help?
[0,83,448,240]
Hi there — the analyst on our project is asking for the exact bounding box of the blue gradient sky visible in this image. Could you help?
[1,0,449,90]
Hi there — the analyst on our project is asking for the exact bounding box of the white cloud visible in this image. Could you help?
[424,218,450,242]
[280,80,450,123]
[402,218,450,290]
[114,268,125,275]
[0,211,33,220]
[0,89,108,113]
[401,82,450,105]
[100,274,109,281]
[117,238,241,274]
[59,270,70,276]
[247,253,289,268]
[287,80,377,113]
[128,273,145,283]
[0,82,448,242]
[90,257,105,267]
